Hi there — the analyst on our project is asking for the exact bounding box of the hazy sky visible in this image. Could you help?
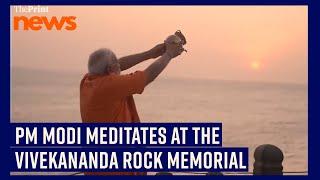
[12,6,307,84]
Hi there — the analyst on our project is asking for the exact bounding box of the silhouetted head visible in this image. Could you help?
[88,48,120,75]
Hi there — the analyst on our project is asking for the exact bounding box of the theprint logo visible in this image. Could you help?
[13,16,77,31]
[12,6,77,31]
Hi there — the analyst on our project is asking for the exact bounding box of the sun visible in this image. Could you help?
[250,61,261,70]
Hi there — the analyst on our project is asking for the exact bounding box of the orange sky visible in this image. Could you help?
[11,6,307,84]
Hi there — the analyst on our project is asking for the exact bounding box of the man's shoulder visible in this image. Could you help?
[80,73,121,89]
[81,73,115,81]
[81,72,146,87]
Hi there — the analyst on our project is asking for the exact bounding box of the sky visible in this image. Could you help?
[12,6,308,84]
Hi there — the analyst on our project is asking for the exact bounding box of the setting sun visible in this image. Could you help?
[250,61,261,70]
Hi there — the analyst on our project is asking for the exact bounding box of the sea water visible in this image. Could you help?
[12,67,307,173]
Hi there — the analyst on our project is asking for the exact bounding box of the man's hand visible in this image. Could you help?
[164,42,184,59]
[146,43,166,59]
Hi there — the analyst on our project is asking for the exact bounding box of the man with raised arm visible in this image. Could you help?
[79,36,184,175]
[80,40,183,122]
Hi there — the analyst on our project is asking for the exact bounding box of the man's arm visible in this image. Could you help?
[144,42,183,85]
[118,44,165,71]
[118,51,151,71]
[144,54,172,85]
